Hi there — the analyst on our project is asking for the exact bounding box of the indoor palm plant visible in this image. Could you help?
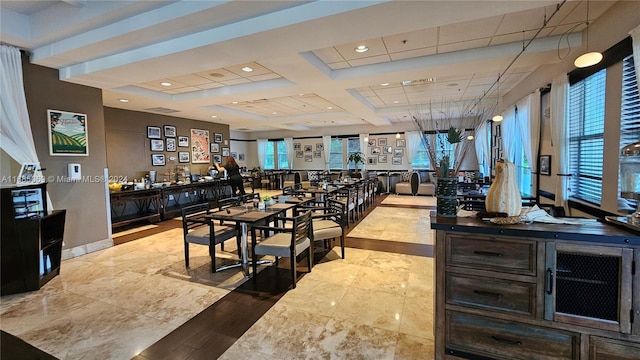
[347,152,365,173]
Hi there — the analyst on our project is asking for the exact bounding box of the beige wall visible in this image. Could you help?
[21,57,110,253]
[104,107,230,180]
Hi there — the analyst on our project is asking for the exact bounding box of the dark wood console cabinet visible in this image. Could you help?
[431,216,640,359]
[1,183,66,295]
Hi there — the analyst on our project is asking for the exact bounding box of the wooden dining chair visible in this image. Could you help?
[181,203,240,272]
[250,211,313,288]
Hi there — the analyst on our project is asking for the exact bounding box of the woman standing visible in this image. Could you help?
[214,156,246,196]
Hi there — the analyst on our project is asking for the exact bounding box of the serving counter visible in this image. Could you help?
[110,179,231,228]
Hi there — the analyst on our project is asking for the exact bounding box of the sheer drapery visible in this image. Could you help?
[517,90,541,177]
[1,45,51,209]
[322,135,331,171]
[359,133,368,172]
[500,106,518,162]
[474,121,490,177]
[405,131,422,172]
[630,25,640,93]
[256,139,268,169]
[284,137,293,169]
[550,74,570,211]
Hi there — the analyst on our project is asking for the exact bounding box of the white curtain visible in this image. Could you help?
[551,74,570,211]
[0,46,44,179]
[284,137,293,169]
[631,25,640,94]
[500,106,518,162]
[322,135,331,171]
[256,139,268,169]
[359,133,368,172]
[405,131,422,172]
[517,90,541,179]
[474,121,490,177]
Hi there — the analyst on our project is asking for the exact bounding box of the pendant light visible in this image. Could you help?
[574,0,602,68]
[492,74,503,122]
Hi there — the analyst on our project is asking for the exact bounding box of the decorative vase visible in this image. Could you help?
[436,177,458,217]
[485,161,522,216]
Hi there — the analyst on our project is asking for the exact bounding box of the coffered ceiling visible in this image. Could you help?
[0,0,618,133]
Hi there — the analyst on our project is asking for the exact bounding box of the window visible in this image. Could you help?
[411,138,430,169]
[276,141,289,169]
[264,141,275,170]
[329,138,343,170]
[346,137,361,169]
[568,69,606,205]
[619,54,639,210]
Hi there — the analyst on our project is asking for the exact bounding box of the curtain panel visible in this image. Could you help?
[284,137,293,169]
[256,139,268,169]
[550,74,570,212]
[405,131,422,172]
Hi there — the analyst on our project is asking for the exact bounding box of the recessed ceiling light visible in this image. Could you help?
[211,115,217,118]
[354,45,368,53]
[232,101,238,104]
[326,106,333,110]
[272,112,278,115]
[393,100,400,104]
[160,82,172,87]
[298,93,304,96]
[118,98,129,103]
[380,83,389,86]
[241,66,254,72]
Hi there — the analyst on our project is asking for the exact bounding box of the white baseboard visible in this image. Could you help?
[61,237,114,261]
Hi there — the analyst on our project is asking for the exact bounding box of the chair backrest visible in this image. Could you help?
[218,196,239,210]
[181,203,210,235]
[283,185,294,195]
[327,199,347,227]
[293,211,312,245]
[241,192,258,203]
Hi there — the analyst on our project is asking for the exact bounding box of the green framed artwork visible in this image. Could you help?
[47,109,88,156]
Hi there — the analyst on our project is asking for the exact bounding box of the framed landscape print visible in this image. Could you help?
[150,139,164,151]
[147,126,161,139]
[47,109,88,156]
[164,125,176,137]
[178,136,189,147]
[166,137,176,152]
[178,152,189,163]
[190,129,210,163]
[152,154,165,166]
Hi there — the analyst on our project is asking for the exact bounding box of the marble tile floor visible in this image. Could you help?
[0,192,436,359]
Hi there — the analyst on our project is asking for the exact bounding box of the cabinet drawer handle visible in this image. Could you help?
[473,250,503,257]
[473,290,503,299]
[546,268,554,295]
[491,336,523,346]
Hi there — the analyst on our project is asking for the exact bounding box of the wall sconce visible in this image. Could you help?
[396,132,401,139]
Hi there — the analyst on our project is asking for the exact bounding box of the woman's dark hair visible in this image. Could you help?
[225,156,238,167]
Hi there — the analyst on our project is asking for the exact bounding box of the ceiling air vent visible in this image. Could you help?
[145,107,180,114]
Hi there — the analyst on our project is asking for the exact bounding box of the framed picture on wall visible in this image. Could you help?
[178,152,189,163]
[304,145,312,152]
[190,129,210,163]
[213,154,222,164]
[150,139,164,151]
[378,155,387,163]
[313,150,321,158]
[371,147,380,155]
[294,143,301,150]
[368,157,377,165]
[304,154,313,162]
[383,146,393,154]
[231,152,237,159]
[368,139,376,146]
[394,148,404,157]
[146,126,161,139]
[164,125,176,137]
[238,153,245,161]
[316,143,324,151]
[178,136,189,147]
[539,155,551,176]
[210,143,219,153]
[214,133,223,143]
[396,139,405,147]
[48,109,89,156]
[392,157,402,165]
[152,154,165,166]
[222,147,230,157]
[296,150,304,158]
[166,137,176,152]
[378,138,387,146]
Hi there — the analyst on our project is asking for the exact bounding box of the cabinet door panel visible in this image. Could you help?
[589,336,640,360]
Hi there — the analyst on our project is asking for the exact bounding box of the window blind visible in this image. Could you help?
[329,138,343,170]
[620,55,639,149]
[568,69,606,205]
[276,141,289,169]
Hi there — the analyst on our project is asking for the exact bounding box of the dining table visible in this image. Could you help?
[297,185,343,207]
[206,202,296,276]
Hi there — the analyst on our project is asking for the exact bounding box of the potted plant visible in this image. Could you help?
[347,152,365,173]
